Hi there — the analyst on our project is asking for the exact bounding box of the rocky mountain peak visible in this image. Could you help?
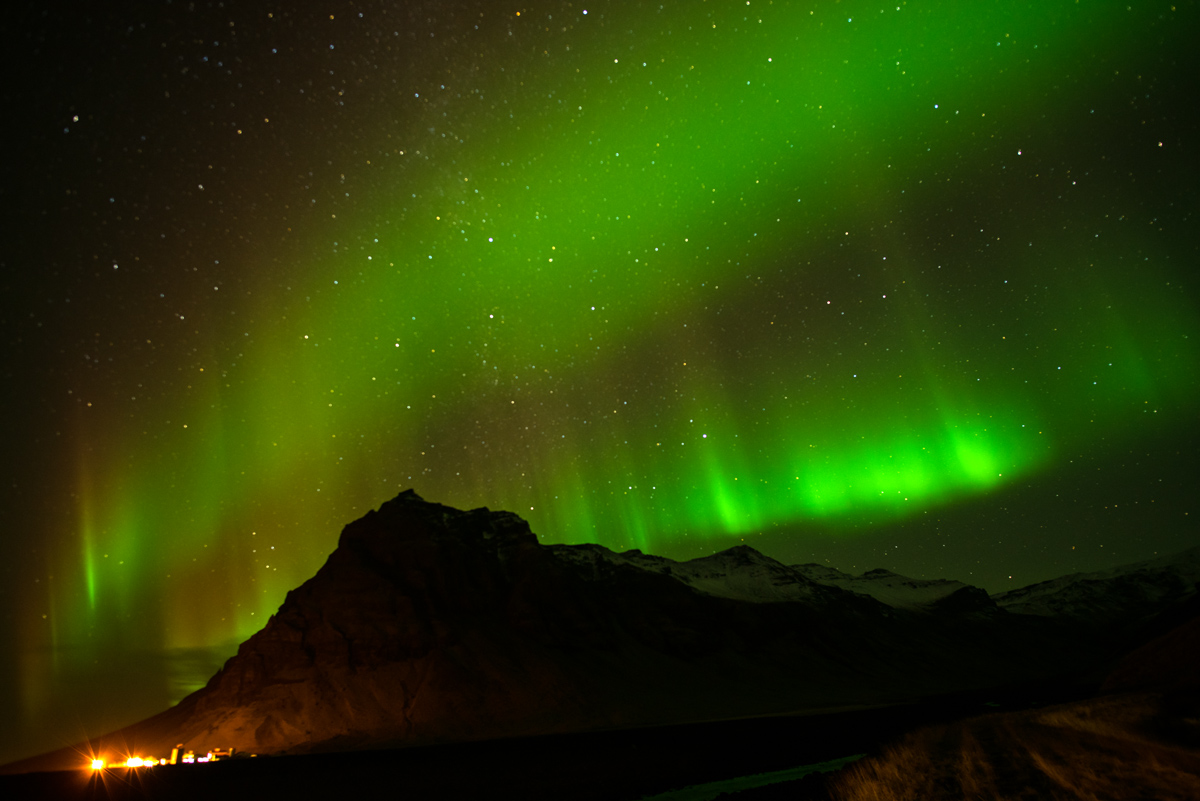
[339,489,537,553]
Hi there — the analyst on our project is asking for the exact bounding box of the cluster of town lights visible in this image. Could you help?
[90,756,169,769]
[89,746,238,770]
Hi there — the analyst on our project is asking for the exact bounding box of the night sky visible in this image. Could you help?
[2,0,1198,766]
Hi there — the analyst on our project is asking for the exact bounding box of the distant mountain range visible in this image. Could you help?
[990,547,1200,623]
[6,490,1198,774]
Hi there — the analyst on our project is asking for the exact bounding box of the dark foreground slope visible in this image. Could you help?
[719,576,1200,800]
[820,599,1200,801]
[817,693,1200,801]
[2,491,1175,776]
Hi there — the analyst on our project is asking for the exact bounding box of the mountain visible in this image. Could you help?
[990,546,1200,625]
[4,491,1190,774]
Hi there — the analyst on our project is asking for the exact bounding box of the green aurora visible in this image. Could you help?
[4,0,1198,764]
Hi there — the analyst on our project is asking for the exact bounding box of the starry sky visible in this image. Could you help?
[2,0,1198,766]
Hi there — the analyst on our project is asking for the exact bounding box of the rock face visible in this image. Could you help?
[13,492,1194,770]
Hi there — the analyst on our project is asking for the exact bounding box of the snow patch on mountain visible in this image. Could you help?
[548,543,824,603]
[792,565,974,611]
[549,544,972,610]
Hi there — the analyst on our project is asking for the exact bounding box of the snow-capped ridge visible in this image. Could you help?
[549,543,978,610]
[991,546,1200,624]
[791,563,975,611]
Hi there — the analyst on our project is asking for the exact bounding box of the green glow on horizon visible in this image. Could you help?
[30,1,1200,710]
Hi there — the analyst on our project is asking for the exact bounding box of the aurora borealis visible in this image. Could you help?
[2,0,1198,766]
